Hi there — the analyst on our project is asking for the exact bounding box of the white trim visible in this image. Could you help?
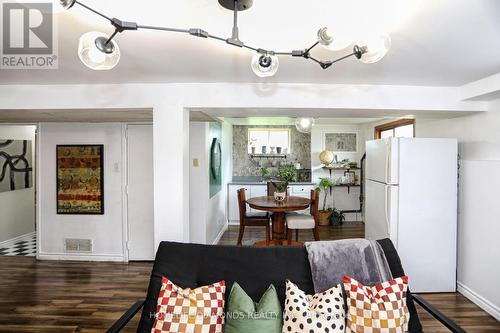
[121,124,129,262]
[0,232,35,248]
[36,122,42,257]
[457,282,500,321]
[37,252,125,262]
[212,223,228,245]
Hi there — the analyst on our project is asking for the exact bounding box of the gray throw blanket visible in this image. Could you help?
[305,239,392,293]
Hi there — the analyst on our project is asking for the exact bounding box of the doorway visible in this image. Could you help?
[0,125,37,256]
[126,124,155,260]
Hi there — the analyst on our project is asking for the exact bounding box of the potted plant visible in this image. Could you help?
[330,208,345,225]
[315,177,334,225]
[260,167,270,181]
[271,164,298,201]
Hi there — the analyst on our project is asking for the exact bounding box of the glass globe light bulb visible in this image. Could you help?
[78,32,120,70]
[251,53,279,78]
[60,0,76,9]
[317,27,353,51]
[88,46,106,64]
[295,118,315,133]
[356,34,391,64]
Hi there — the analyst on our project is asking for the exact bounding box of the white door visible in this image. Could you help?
[366,138,399,184]
[365,180,399,243]
[127,125,155,260]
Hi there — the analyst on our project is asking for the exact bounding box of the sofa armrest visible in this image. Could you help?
[106,299,146,333]
[412,294,466,333]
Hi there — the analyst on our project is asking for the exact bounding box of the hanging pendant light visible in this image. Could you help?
[317,27,353,51]
[251,53,279,77]
[355,34,391,64]
[78,32,121,70]
[62,0,391,74]
[295,118,315,133]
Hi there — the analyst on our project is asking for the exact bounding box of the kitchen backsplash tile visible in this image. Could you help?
[232,125,311,179]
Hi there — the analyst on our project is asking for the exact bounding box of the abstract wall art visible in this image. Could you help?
[209,122,222,198]
[0,140,33,193]
[56,145,104,215]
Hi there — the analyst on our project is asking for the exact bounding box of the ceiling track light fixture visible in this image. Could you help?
[61,0,391,74]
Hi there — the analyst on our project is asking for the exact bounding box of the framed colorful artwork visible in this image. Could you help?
[56,144,104,215]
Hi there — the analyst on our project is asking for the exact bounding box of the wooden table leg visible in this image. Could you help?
[272,212,286,241]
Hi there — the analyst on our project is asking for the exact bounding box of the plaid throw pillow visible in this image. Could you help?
[151,277,225,333]
[343,275,410,333]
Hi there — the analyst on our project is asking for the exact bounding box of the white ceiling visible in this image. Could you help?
[0,108,152,122]
[196,107,477,119]
[222,117,384,125]
[1,0,499,86]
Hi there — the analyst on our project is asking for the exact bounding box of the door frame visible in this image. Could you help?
[0,123,38,254]
[122,123,154,262]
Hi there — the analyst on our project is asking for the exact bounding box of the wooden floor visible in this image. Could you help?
[0,224,498,332]
[218,222,366,245]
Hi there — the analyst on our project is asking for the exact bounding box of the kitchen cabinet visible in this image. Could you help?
[291,185,314,214]
[228,184,268,222]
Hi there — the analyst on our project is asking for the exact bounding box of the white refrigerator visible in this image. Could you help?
[365,138,458,292]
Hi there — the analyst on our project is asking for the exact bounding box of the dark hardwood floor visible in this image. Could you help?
[218,223,366,245]
[0,223,498,332]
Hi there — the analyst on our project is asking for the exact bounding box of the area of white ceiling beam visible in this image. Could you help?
[461,72,500,101]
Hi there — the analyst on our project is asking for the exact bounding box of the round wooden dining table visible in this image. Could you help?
[247,196,311,246]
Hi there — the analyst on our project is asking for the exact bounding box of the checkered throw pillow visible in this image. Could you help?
[343,275,410,333]
[151,277,225,333]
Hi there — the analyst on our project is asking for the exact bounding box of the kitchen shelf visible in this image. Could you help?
[322,166,360,178]
[322,166,360,170]
[250,154,287,159]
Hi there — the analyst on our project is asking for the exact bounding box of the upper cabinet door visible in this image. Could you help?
[366,138,399,185]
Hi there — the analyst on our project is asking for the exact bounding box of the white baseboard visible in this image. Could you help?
[212,223,228,245]
[0,231,35,247]
[37,252,125,262]
[457,282,500,321]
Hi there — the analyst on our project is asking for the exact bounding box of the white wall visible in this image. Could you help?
[189,121,230,244]
[0,125,36,243]
[0,82,487,252]
[37,123,125,261]
[189,122,208,243]
[415,104,500,321]
[311,124,366,221]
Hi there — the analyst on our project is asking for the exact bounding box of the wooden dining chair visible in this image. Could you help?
[237,188,271,246]
[285,189,320,242]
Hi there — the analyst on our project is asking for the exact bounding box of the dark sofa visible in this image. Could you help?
[107,240,465,333]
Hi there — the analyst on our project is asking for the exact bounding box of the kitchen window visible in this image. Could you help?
[374,119,415,139]
[248,128,291,154]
